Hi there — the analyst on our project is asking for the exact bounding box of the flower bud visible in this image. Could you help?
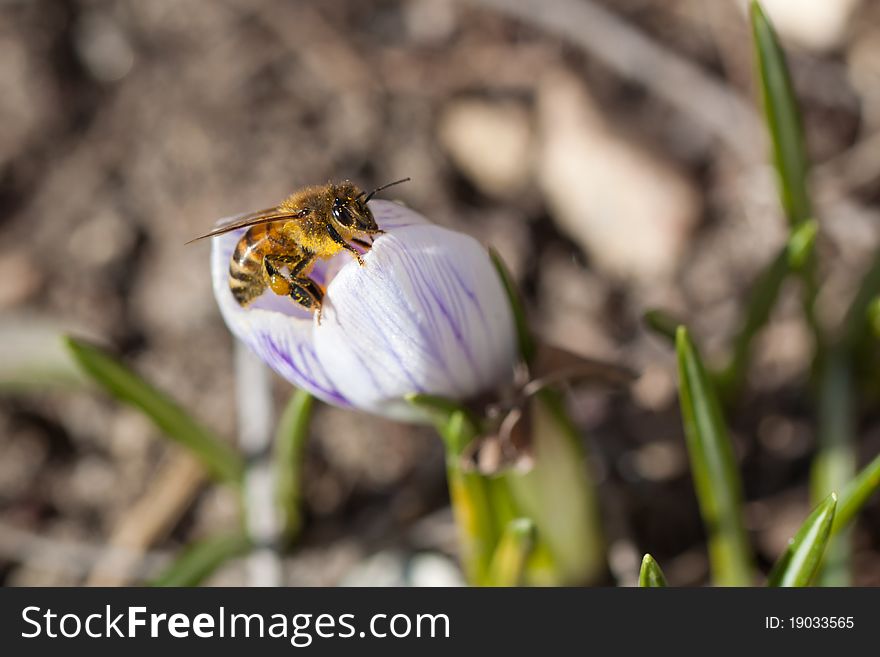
[211,200,517,420]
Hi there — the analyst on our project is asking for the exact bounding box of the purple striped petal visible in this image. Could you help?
[211,200,517,420]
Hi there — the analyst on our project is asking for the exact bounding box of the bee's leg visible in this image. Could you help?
[263,257,291,297]
[287,251,315,278]
[358,229,384,246]
[325,223,365,266]
[265,253,324,320]
[351,235,373,251]
[264,252,314,296]
[289,277,324,323]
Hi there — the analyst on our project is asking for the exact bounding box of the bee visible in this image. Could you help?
[189,178,409,318]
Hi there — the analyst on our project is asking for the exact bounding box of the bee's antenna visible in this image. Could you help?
[362,177,411,203]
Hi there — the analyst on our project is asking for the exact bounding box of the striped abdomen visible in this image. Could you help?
[229,223,283,306]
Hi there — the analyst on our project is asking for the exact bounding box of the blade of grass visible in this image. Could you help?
[869,297,880,339]
[676,326,753,585]
[716,221,817,401]
[489,247,536,365]
[487,518,536,587]
[811,350,854,585]
[638,554,667,587]
[751,0,822,362]
[750,0,811,227]
[64,336,244,486]
[810,253,880,583]
[767,493,836,587]
[150,532,251,586]
[833,452,880,534]
[841,253,880,351]
[643,309,680,344]
[273,388,314,546]
[506,389,605,586]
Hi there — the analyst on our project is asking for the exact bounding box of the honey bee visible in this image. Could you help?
[190,178,409,317]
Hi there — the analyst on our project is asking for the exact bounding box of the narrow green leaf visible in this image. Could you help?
[809,252,880,582]
[489,248,536,365]
[505,389,605,585]
[639,554,668,587]
[833,452,880,534]
[868,297,880,339]
[274,389,314,545]
[716,220,818,401]
[750,0,811,227]
[643,309,680,344]
[487,518,536,587]
[841,253,880,351]
[811,350,854,585]
[676,327,753,586]
[150,533,251,587]
[64,336,244,486]
[717,246,788,398]
[767,493,837,587]
[786,219,818,269]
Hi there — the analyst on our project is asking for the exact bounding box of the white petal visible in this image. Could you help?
[315,222,516,419]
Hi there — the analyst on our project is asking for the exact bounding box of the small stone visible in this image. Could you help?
[74,10,135,82]
[537,72,699,283]
[745,0,860,52]
[438,99,533,198]
[407,552,466,587]
[0,252,42,309]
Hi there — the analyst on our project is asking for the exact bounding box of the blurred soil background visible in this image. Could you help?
[1,0,879,586]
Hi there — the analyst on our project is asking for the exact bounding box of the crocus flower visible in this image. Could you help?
[211,199,517,420]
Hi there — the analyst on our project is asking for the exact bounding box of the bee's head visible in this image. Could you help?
[330,182,379,234]
[330,178,410,234]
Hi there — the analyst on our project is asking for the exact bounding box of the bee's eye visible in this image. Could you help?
[332,200,355,226]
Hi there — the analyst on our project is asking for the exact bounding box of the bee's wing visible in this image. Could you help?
[185,207,308,244]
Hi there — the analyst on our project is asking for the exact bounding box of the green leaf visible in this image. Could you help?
[811,350,854,585]
[150,533,251,586]
[643,309,680,344]
[505,389,605,585]
[273,388,314,545]
[868,297,880,339]
[809,252,880,583]
[841,254,880,351]
[767,493,837,587]
[834,452,880,534]
[716,219,818,401]
[487,518,536,587]
[638,554,668,587]
[489,248,536,365]
[750,0,811,227]
[676,327,753,586]
[786,219,818,269]
[64,336,244,486]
